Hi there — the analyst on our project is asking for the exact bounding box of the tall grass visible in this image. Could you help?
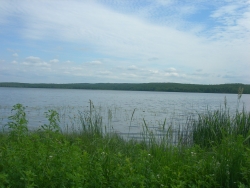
[191,92,250,148]
[78,100,103,136]
[0,97,250,187]
[192,106,250,147]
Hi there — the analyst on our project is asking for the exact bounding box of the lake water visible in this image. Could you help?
[0,87,249,136]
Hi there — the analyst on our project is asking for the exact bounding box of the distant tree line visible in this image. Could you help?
[0,82,249,94]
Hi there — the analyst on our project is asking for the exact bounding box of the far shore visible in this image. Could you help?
[0,82,249,94]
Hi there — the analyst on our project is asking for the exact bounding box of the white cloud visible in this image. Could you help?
[71,67,83,71]
[166,67,176,72]
[149,69,159,74]
[89,60,102,65]
[12,53,18,57]
[0,0,249,84]
[22,56,50,67]
[11,60,18,64]
[3,1,249,59]
[211,5,239,20]
[209,1,250,41]
[127,65,138,70]
[164,72,179,77]
[65,60,73,64]
[49,59,59,63]
[0,1,12,25]
[25,56,40,61]
[98,71,112,75]
[155,0,174,6]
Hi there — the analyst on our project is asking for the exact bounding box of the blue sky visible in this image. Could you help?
[0,0,249,84]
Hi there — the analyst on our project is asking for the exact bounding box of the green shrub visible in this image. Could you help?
[0,103,249,187]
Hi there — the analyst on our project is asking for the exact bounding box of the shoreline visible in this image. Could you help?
[1,82,249,94]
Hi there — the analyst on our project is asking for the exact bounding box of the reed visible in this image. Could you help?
[191,106,250,148]
[0,101,250,187]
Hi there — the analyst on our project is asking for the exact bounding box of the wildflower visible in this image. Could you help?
[191,152,196,156]
[49,156,53,158]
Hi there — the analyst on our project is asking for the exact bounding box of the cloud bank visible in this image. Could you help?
[0,0,249,84]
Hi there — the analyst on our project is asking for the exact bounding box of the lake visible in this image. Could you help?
[0,87,249,136]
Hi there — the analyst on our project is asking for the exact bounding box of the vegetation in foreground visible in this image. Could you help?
[0,100,250,187]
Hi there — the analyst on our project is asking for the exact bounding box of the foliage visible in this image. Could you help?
[5,103,28,139]
[1,82,250,94]
[0,103,250,187]
[41,109,61,133]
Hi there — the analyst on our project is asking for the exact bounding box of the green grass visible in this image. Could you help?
[0,102,250,187]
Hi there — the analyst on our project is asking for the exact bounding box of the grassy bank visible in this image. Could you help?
[0,102,250,187]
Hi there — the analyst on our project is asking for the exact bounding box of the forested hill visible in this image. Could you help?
[0,82,249,94]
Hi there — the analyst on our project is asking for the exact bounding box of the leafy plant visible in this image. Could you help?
[6,103,28,138]
[41,109,61,133]
[1,103,250,187]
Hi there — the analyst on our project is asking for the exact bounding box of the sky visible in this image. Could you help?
[0,0,249,84]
